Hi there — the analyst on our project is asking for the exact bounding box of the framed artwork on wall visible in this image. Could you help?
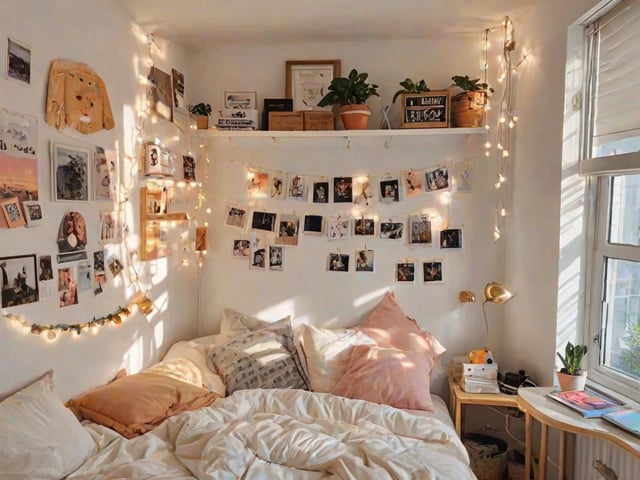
[6,37,31,85]
[285,59,341,111]
[0,253,39,308]
[22,200,42,227]
[0,196,26,228]
[51,142,90,202]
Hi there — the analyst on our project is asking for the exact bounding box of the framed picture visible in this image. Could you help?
[423,260,444,283]
[22,200,42,227]
[148,66,172,121]
[0,197,25,228]
[224,91,257,109]
[51,142,90,202]
[285,60,341,111]
[440,228,462,249]
[6,37,31,85]
[396,261,416,283]
[400,91,450,128]
[0,254,39,308]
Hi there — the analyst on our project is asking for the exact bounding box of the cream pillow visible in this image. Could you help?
[219,307,290,342]
[0,371,96,479]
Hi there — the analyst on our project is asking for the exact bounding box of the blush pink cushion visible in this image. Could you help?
[331,344,434,411]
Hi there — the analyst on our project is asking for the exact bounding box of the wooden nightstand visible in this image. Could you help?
[448,376,520,437]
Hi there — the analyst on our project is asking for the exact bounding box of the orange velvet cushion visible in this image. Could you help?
[66,361,220,438]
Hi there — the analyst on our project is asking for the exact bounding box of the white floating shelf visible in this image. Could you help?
[197,127,485,139]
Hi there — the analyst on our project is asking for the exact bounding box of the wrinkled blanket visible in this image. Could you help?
[69,389,476,479]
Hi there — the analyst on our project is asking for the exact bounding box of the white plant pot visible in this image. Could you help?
[556,370,587,391]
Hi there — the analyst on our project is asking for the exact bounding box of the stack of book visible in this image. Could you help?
[546,388,624,418]
[602,409,640,438]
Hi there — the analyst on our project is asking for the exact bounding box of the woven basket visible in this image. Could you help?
[452,91,487,127]
[464,433,508,480]
[473,451,508,480]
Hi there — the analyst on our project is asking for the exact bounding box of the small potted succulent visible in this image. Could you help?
[392,78,430,104]
[187,102,212,129]
[556,341,588,391]
[450,75,494,127]
[317,68,379,130]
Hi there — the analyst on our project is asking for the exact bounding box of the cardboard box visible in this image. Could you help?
[303,111,334,130]
[269,111,304,131]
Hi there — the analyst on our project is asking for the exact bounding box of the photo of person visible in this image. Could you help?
[107,256,123,277]
[38,255,53,281]
[355,249,374,272]
[440,228,462,248]
[287,174,308,201]
[425,166,449,191]
[423,260,444,283]
[233,239,251,258]
[327,253,349,272]
[7,38,31,85]
[402,169,423,198]
[312,181,329,203]
[251,211,277,232]
[225,204,248,229]
[270,174,285,199]
[183,155,196,182]
[333,176,353,203]
[269,245,284,271]
[1,255,38,307]
[303,214,324,234]
[57,211,87,253]
[276,215,300,246]
[52,143,90,202]
[99,211,120,244]
[409,214,432,245]
[94,146,116,200]
[247,170,269,196]
[380,221,404,240]
[354,218,375,236]
[1,197,25,227]
[396,262,415,282]
[58,266,78,307]
[353,176,373,206]
[379,178,400,203]
[251,247,266,270]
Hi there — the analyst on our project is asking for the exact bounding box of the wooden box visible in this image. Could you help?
[303,111,334,130]
[269,111,304,131]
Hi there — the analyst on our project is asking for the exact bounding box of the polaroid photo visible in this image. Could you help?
[251,211,277,233]
[409,214,432,246]
[454,159,473,193]
[311,179,330,204]
[270,172,286,200]
[327,216,351,240]
[269,245,284,271]
[303,214,324,235]
[379,219,404,240]
[425,166,450,192]
[327,253,349,272]
[354,217,375,236]
[287,174,308,201]
[440,228,462,249]
[148,66,172,122]
[401,169,424,198]
[396,261,416,283]
[423,260,444,284]
[250,244,266,270]
[22,200,43,227]
[333,176,353,203]
[224,91,257,109]
[379,177,400,203]
[355,249,374,272]
[225,204,249,229]
[107,256,124,277]
[232,239,251,259]
[1,196,25,228]
[99,211,121,245]
[247,169,269,197]
[276,214,300,246]
[7,37,31,85]
[353,176,373,206]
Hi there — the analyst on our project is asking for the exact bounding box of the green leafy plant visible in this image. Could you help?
[187,102,212,116]
[317,69,379,107]
[392,78,430,104]
[451,75,494,93]
[620,323,640,375]
[557,341,588,375]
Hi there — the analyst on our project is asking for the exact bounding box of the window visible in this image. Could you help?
[582,0,640,400]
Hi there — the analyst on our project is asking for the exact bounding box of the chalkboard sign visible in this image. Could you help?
[401,91,450,128]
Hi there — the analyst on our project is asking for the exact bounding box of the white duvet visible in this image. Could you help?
[68,389,476,479]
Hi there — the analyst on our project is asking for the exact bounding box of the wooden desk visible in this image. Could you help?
[448,377,519,437]
[518,387,640,480]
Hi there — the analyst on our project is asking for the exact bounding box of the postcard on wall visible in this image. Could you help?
[93,250,106,295]
[270,172,286,200]
[99,211,121,245]
[183,155,196,183]
[455,159,473,193]
[303,214,324,235]
[232,239,251,259]
[275,214,300,246]
[23,200,43,227]
[0,108,37,158]
[327,253,349,272]
[287,174,308,201]
[333,176,353,203]
[93,146,117,201]
[379,219,404,240]
[396,261,416,283]
[6,37,31,85]
[77,261,92,293]
[0,196,26,228]
[0,151,38,202]
[249,234,266,270]
[401,169,424,198]
[247,169,269,197]
[379,177,400,203]
[148,66,172,122]
[251,210,277,233]
[51,142,90,202]
[440,228,462,249]
[327,215,351,240]
[311,178,329,204]
[0,254,38,308]
[354,217,375,236]
[225,203,249,229]
[425,166,450,192]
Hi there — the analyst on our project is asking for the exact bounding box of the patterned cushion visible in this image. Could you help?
[209,322,309,394]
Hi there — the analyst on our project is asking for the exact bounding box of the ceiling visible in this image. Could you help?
[113,0,537,51]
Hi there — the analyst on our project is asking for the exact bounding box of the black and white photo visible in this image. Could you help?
[409,214,432,245]
[423,260,444,283]
[440,228,462,249]
[327,253,349,272]
[251,211,277,233]
[22,200,42,227]
[287,174,308,201]
[379,221,404,240]
[1,254,38,308]
[312,180,329,203]
[355,249,374,272]
[51,142,90,202]
[225,204,249,229]
[303,214,324,235]
[7,38,31,85]
[379,178,400,203]
[269,245,284,271]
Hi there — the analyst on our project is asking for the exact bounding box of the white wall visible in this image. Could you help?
[191,39,507,397]
[0,0,199,400]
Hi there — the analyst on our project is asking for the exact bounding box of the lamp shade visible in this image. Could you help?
[483,282,513,305]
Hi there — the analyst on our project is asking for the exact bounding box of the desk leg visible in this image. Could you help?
[559,430,566,480]
[539,423,548,480]
[455,399,462,437]
[525,412,531,480]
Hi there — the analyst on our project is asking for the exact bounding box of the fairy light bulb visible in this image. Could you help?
[47,330,57,341]
[485,151,491,157]
[503,150,510,157]
[485,124,490,130]
[485,141,492,149]
[494,228,501,241]
[206,208,212,214]
[499,174,506,183]
[508,120,515,128]
[500,208,507,217]
[499,116,506,123]
[512,114,519,122]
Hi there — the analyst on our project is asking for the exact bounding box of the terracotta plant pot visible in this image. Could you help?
[556,370,587,391]
[195,115,209,130]
[452,91,487,127]
[339,104,371,130]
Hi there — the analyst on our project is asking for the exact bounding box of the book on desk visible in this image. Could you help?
[546,388,625,418]
[602,408,640,438]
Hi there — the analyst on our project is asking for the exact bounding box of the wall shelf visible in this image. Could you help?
[197,127,485,139]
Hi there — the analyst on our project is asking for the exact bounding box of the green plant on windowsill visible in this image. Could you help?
[187,103,212,117]
[392,78,430,104]
[557,341,588,375]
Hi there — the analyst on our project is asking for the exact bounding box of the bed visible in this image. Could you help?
[0,293,476,479]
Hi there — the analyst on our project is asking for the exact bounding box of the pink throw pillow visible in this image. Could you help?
[331,344,434,411]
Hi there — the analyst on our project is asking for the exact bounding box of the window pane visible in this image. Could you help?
[608,174,640,246]
[603,258,640,380]
[593,134,640,158]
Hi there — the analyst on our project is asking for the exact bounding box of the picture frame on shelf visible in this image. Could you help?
[0,196,26,228]
[285,59,341,111]
[51,142,90,202]
[22,200,42,227]
[0,254,38,308]
[6,37,31,85]
[400,91,450,128]
[224,91,257,109]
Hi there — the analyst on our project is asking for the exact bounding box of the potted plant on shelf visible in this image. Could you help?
[187,102,212,129]
[450,75,494,128]
[392,78,430,104]
[556,341,588,391]
[317,68,379,130]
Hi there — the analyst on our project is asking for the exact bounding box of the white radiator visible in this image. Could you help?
[574,436,639,480]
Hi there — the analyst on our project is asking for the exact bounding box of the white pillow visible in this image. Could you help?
[219,307,290,342]
[0,371,96,479]
[300,324,375,392]
[163,337,226,397]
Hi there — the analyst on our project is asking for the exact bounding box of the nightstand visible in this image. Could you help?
[448,376,520,437]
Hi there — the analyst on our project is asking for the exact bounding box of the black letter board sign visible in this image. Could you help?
[401,91,450,128]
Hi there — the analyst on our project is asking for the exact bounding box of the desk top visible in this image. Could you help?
[518,387,640,459]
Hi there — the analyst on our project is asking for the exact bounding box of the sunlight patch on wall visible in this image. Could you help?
[256,298,296,321]
[353,287,389,309]
[124,335,144,374]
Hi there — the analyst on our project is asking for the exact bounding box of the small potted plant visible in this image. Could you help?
[187,102,212,129]
[450,75,494,128]
[392,78,430,104]
[317,68,379,130]
[556,341,588,391]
